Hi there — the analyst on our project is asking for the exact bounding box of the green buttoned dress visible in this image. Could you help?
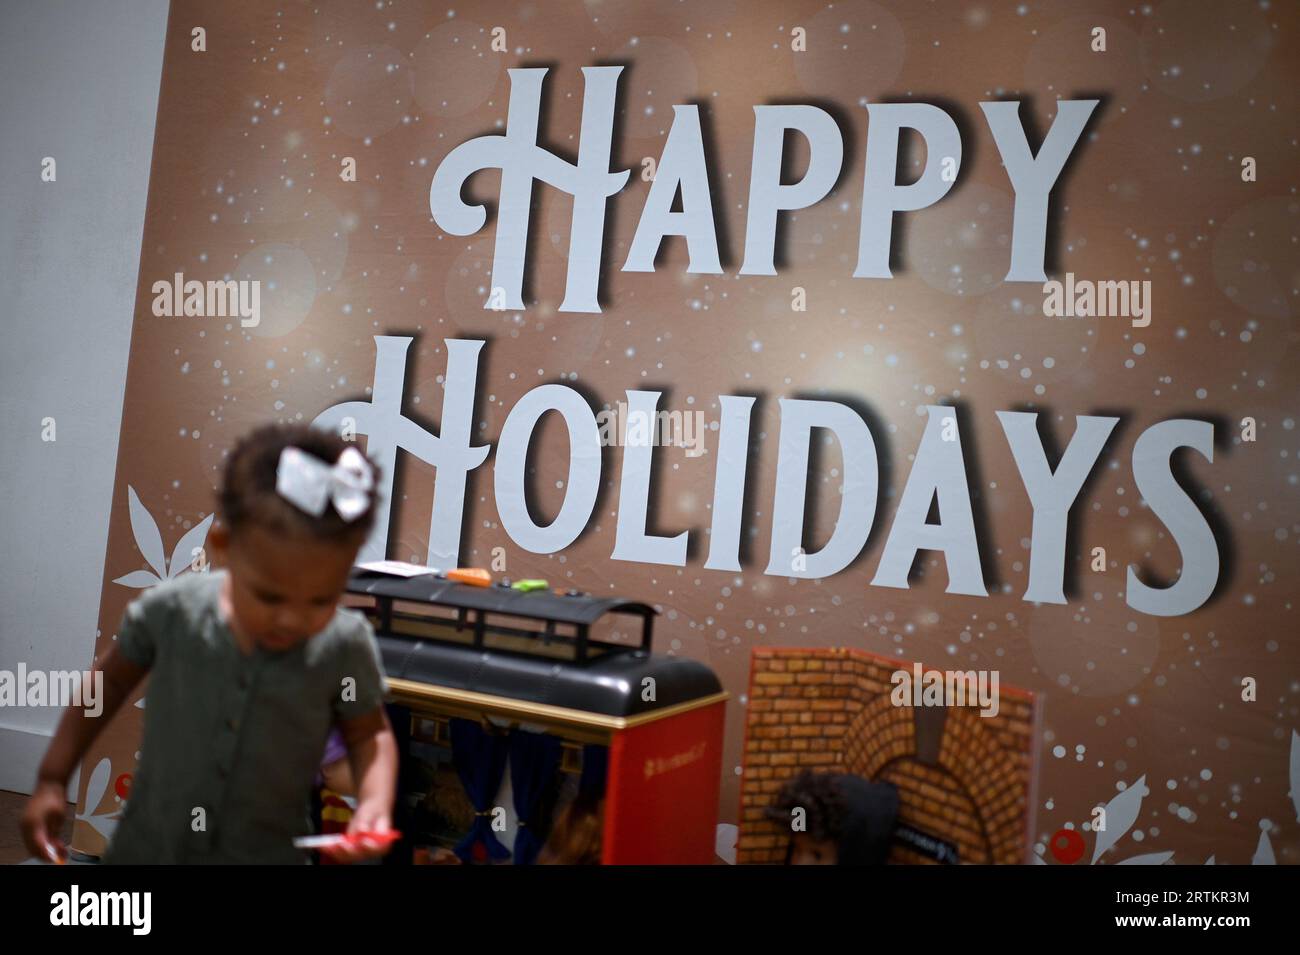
[101,569,386,864]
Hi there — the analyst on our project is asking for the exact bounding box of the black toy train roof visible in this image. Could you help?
[347,569,656,626]
[377,632,722,719]
[348,568,723,718]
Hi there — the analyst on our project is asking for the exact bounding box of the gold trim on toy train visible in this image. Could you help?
[385,677,728,743]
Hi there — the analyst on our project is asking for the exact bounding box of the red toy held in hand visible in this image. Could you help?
[294,830,401,859]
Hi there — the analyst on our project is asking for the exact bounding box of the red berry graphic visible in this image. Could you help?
[114,773,132,799]
[1049,827,1085,864]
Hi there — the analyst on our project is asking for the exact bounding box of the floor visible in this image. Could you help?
[0,789,75,865]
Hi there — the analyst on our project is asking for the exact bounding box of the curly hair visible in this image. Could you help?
[218,423,380,543]
[764,770,848,845]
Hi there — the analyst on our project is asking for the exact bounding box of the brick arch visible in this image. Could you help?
[735,648,1037,866]
[937,707,1027,860]
[842,699,1026,864]
[844,693,916,778]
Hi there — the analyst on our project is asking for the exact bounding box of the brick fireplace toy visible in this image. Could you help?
[738,647,1040,865]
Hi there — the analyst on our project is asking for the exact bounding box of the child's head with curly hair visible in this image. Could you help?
[208,423,381,653]
[765,770,900,865]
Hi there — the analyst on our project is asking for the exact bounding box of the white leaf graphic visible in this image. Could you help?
[1205,855,1216,865]
[167,513,214,578]
[80,756,110,813]
[134,696,145,709]
[1032,853,1048,864]
[1116,851,1174,865]
[715,823,738,865]
[1252,829,1275,865]
[1289,729,1299,822]
[84,809,121,841]
[74,758,111,831]
[127,486,166,579]
[74,757,121,839]
[112,570,162,589]
[1092,775,1147,864]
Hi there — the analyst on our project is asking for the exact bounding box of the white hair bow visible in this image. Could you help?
[275,446,374,522]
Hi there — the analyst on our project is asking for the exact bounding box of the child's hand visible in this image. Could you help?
[322,805,393,864]
[22,780,69,864]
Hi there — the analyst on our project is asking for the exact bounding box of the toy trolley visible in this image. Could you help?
[343,569,727,864]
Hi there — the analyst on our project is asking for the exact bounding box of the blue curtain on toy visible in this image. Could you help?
[450,718,511,863]
[579,744,608,795]
[508,730,562,865]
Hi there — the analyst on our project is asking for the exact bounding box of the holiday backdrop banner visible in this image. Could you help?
[77,0,1299,863]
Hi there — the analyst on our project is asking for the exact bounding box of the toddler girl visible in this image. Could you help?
[22,424,398,864]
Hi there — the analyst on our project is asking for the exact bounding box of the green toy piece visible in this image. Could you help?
[512,579,549,592]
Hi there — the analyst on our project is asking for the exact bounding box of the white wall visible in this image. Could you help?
[0,0,169,794]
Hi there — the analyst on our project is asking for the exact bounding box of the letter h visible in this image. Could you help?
[428,67,630,313]
[313,337,490,567]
